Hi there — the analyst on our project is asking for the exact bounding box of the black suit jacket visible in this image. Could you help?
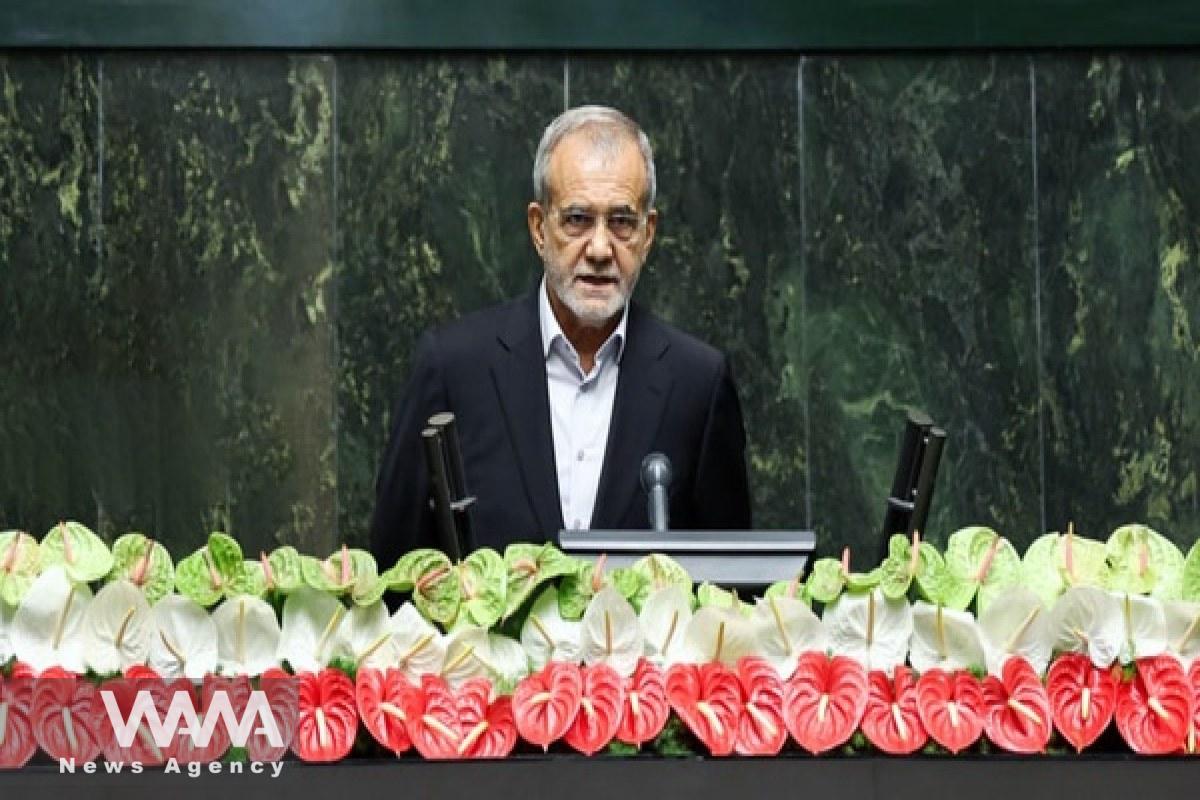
[368,287,752,568]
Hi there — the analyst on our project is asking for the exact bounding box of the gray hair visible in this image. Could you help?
[532,105,657,211]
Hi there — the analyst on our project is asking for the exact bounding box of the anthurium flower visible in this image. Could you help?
[914,668,985,753]
[1113,591,1168,664]
[944,527,1021,614]
[977,585,1052,677]
[12,565,93,673]
[908,601,984,674]
[580,587,644,678]
[860,666,927,755]
[520,586,582,671]
[782,652,867,755]
[99,671,173,766]
[39,521,113,584]
[1048,586,1123,668]
[276,587,352,673]
[440,626,492,688]
[512,661,583,749]
[83,579,155,675]
[148,594,218,680]
[823,588,911,672]
[355,667,414,756]
[751,594,825,679]
[563,663,625,755]
[980,657,1052,753]
[32,667,108,764]
[1045,652,1118,753]
[1020,527,1110,608]
[0,531,40,607]
[0,663,36,768]
[483,633,530,695]
[638,585,692,667]
[1114,654,1192,754]
[343,601,399,671]
[1106,524,1184,600]
[666,661,742,756]
[615,658,669,748]
[291,668,358,763]
[389,602,447,682]
[107,533,174,605]
[247,669,298,763]
[734,656,787,756]
[212,595,281,676]
[680,605,759,667]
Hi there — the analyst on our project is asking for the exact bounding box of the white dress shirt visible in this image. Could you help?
[538,277,627,531]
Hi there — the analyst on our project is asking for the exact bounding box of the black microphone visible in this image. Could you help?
[641,452,672,533]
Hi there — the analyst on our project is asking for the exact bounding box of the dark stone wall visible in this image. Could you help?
[1,52,1196,562]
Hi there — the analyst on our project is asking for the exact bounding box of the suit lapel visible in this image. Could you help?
[490,290,564,535]
[590,302,672,529]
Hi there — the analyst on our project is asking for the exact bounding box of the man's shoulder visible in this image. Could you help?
[635,304,728,371]
[423,293,529,354]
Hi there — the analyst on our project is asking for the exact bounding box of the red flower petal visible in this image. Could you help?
[783,652,867,755]
[615,658,669,748]
[564,663,625,756]
[99,672,174,766]
[512,661,583,749]
[981,657,1052,754]
[247,669,297,763]
[861,666,927,755]
[356,667,414,756]
[1186,660,1200,755]
[0,667,36,769]
[291,669,358,763]
[32,668,108,764]
[915,668,984,754]
[403,674,463,759]
[734,657,787,756]
[666,662,742,756]
[1115,655,1192,755]
[1046,653,1118,753]
[456,679,517,759]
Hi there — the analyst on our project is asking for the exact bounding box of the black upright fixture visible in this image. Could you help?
[880,410,946,560]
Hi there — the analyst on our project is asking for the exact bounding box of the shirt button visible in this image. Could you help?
[576,450,585,461]
[573,519,582,529]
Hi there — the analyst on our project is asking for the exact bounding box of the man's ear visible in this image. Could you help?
[640,208,658,256]
[527,202,547,255]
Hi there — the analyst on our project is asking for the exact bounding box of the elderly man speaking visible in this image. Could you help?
[369,105,751,567]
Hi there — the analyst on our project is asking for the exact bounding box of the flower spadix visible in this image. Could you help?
[277,587,352,673]
[81,579,153,674]
[580,586,644,678]
[1048,586,1123,668]
[680,605,758,667]
[389,602,447,682]
[440,625,492,688]
[909,602,984,674]
[344,600,399,671]
[12,565,92,673]
[823,588,911,672]
[752,594,824,678]
[1113,591,1167,664]
[212,594,280,676]
[520,586,582,671]
[978,586,1052,677]
[1163,600,1200,668]
[639,585,693,667]
[148,594,218,680]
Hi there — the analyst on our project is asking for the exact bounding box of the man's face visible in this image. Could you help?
[528,131,657,328]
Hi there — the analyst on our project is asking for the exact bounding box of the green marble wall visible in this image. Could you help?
[0,51,1197,560]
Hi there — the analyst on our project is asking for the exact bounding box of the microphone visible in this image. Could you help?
[641,452,672,533]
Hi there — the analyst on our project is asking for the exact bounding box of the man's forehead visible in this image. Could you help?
[546,131,647,205]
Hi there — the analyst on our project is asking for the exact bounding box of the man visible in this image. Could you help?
[369,105,751,569]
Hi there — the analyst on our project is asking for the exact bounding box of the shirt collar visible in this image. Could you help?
[538,276,628,366]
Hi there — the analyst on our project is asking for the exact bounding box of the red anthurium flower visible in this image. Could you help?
[171,676,241,764]
[915,668,984,754]
[249,669,298,763]
[783,652,867,755]
[1115,655,1192,755]
[0,664,36,769]
[734,657,787,756]
[32,667,108,764]
[564,663,625,756]
[981,657,1052,754]
[666,662,742,756]
[512,661,583,750]
[291,668,358,763]
[455,678,517,759]
[356,667,414,756]
[861,666,926,755]
[615,658,669,748]
[402,674,464,759]
[99,671,173,766]
[1186,661,1200,754]
[1046,653,1118,753]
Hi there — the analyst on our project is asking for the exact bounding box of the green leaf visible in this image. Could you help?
[1182,540,1200,602]
[610,567,649,610]
[226,560,269,598]
[107,533,174,605]
[0,531,41,606]
[174,548,225,608]
[206,532,245,581]
[265,546,304,593]
[502,543,579,619]
[459,548,507,628]
[805,558,846,605]
[915,545,974,611]
[1105,524,1184,599]
[40,521,114,583]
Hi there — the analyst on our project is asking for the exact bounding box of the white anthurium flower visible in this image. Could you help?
[277,587,353,673]
[0,601,15,664]
[1163,600,1200,669]
[12,565,93,673]
[484,633,531,691]
[440,625,492,688]
[1047,586,1123,668]
[909,601,985,674]
[752,594,825,678]
[639,585,693,667]
[345,601,400,671]
[389,602,447,682]
[1112,591,1168,664]
[520,586,581,671]
[580,586,645,678]
[83,579,154,675]
[679,605,760,667]
[822,588,912,672]
[977,585,1053,677]
[213,595,281,676]
[149,594,218,681]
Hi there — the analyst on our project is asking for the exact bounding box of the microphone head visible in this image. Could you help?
[641,452,673,490]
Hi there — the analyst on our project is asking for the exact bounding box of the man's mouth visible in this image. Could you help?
[575,274,618,287]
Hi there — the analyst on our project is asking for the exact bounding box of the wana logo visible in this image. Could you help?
[100,689,286,749]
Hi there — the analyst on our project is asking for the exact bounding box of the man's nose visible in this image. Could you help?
[584,216,614,262]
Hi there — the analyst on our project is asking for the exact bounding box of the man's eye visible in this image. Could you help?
[562,211,593,228]
[608,214,638,235]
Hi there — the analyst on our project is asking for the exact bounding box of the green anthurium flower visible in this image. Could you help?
[0,531,41,606]
[915,545,975,611]
[107,533,174,605]
[384,548,451,593]
[301,546,377,595]
[262,546,304,593]
[805,558,846,606]
[502,542,579,619]
[457,548,507,629]
[944,526,1021,613]
[1105,523,1184,600]
[174,532,248,608]
[1182,540,1200,603]
[40,521,114,584]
